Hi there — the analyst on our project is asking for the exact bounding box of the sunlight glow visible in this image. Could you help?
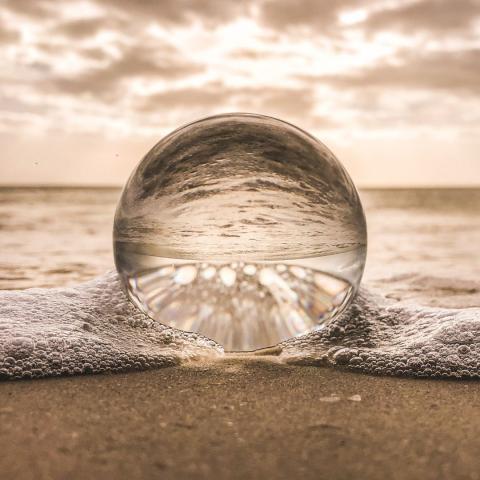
[0,0,479,186]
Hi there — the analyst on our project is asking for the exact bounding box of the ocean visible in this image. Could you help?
[1,187,479,306]
[0,187,479,379]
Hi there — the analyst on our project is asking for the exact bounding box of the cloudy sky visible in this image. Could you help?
[1,0,479,187]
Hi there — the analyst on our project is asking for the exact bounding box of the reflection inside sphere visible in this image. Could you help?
[114,113,367,351]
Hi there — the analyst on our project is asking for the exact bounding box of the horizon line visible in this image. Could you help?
[1,183,480,191]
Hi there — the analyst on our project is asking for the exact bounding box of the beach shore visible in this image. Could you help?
[1,359,479,480]
[1,188,479,479]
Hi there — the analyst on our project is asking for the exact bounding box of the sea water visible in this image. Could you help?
[0,188,480,379]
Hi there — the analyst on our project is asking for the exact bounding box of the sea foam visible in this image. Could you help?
[0,272,479,379]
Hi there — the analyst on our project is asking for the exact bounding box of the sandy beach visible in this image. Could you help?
[1,188,479,479]
[1,359,479,479]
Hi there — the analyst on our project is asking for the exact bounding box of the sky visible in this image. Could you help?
[1,0,480,187]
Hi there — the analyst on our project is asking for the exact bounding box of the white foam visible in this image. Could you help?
[0,272,221,380]
[281,288,480,378]
[0,272,479,379]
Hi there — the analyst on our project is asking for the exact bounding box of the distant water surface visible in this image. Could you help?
[1,187,479,308]
[0,187,119,289]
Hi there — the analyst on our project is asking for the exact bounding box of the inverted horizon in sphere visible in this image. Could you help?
[114,113,367,351]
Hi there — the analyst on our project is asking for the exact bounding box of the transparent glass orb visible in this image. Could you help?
[114,113,367,351]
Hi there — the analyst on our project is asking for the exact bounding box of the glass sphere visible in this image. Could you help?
[114,113,367,351]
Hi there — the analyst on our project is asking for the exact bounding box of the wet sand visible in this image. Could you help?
[1,359,479,480]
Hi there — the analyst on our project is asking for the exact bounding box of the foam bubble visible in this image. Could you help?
[0,272,221,380]
[0,272,479,379]
[280,288,480,378]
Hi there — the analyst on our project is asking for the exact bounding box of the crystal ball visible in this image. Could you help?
[114,113,367,351]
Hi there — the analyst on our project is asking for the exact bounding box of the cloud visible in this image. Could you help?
[311,48,480,96]
[365,0,480,34]
[137,85,228,112]
[0,0,478,169]
[0,24,20,44]
[136,83,326,127]
[2,0,247,25]
[54,17,125,39]
[49,46,203,99]
[257,0,480,38]
[1,0,55,18]
[94,0,250,27]
[258,0,359,31]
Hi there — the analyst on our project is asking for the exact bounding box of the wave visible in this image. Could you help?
[0,272,478,380]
